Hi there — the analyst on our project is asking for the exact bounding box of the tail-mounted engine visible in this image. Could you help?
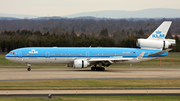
[136,39,176,50]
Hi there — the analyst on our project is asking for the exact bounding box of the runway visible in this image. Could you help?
[0,89,180,96]
[0,68,180,97]
[0,68,180,81]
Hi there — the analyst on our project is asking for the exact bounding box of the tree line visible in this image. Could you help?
[0,29,179,52]
[1,18,180,35]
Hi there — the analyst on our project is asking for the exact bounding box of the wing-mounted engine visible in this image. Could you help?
[136,39,176,50]
[73,59,90,69]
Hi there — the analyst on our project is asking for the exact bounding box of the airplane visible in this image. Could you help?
[5,21,176,71]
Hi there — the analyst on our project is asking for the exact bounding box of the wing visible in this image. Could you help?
[89,56,133,64]
[88,52,145,64]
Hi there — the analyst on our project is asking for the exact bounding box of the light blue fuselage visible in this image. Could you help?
[5,47,168,58]
[5,47,168,66]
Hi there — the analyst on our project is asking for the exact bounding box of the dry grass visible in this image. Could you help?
[0,79,180,89]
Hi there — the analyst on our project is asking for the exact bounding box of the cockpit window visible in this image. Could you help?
[10,52,15,55]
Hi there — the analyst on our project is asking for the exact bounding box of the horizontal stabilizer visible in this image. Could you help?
[147,49,172,56]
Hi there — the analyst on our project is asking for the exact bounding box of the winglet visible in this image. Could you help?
[137,52,145,59]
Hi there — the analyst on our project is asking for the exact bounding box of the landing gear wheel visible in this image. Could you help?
[95,67,105,71]
[27,64,31,71]
[91,67,96,71]
[27,67,31,71]
[96,67,100,71]
[101,67,105,71]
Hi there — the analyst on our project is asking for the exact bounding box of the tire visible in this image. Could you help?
[27,67,31,71]
[91,67,95,71]
[101,67,105,71]
[96,67,100,71]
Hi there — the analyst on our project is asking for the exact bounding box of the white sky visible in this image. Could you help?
[0,0,180,16]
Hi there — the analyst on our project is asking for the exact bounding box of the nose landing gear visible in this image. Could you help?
[27,64,31,71]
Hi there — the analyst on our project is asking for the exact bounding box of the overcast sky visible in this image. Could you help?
[1,0,180,16]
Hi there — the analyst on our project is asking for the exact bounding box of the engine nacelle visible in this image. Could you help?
[73,60,90,69]
[136,39,175,50]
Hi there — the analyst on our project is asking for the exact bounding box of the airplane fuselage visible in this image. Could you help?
[5,47,167,65]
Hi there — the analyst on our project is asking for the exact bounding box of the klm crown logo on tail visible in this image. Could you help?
[147,21,172,40]
[152,30,165,38]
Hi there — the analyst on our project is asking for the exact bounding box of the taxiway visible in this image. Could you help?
[0,68,180,81]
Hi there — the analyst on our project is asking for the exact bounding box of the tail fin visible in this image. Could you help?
[136,21,175,50]
[147,21,172,40]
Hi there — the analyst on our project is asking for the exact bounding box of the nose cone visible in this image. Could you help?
[5,53,11,60]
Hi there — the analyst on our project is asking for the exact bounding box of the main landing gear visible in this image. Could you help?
[91,62,105,71]
[91,67,105,71]
[27,64,31,71]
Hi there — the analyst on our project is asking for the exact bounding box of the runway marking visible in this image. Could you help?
[0,89,180,96]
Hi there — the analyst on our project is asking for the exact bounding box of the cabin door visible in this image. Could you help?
[18,51,22,58]
[45,51,50,58]
[86,51,90,58]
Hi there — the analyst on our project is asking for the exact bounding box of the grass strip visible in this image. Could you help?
[0,79,180,89]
